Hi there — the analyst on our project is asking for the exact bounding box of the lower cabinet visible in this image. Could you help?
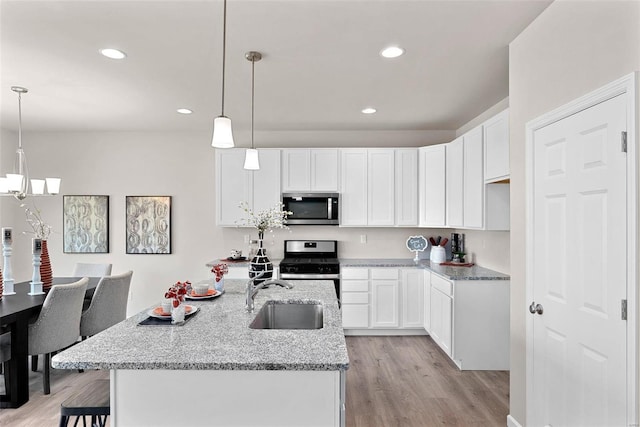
[428,272,509,370]
[341,267,424,334]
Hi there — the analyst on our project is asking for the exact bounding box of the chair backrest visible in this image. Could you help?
[28,278,89,356]
[80,271,133,337]
[72,263,112,278]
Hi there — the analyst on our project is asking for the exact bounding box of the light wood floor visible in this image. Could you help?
[0,336,508,426]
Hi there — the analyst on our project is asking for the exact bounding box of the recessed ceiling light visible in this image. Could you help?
[380,46,405,59]
[176,108,193,115]
[100,48,127,60]
[362,107,377,114]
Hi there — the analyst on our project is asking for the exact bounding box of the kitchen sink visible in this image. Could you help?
[249,301,323,330]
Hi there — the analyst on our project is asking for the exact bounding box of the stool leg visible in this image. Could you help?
[59,415,69,427]
[2,361,10,395]
[31,355,38,371]
[43,353,51,395]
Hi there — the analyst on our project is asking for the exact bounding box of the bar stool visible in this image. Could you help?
[59,379,109,427]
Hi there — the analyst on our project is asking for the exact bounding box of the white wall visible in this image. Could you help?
[0,129,454,315]
[509,1,640,424]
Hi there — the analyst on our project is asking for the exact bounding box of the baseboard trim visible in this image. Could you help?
[343,329,428,337]
[507,414,523,427]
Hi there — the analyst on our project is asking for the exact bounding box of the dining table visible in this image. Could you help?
[0,276,101,408]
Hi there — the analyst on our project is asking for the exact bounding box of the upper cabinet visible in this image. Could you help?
[215,148,281,227]
[282,149,339,192]
[483,109,510,183]
[463,126,484,229]
[445,137,464,228]
[341,149,395,227]
[419,145,446,227]
[395,149,419,227]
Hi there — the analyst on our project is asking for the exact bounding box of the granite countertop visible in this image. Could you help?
[339,258,510,281]
[52,279,349,371]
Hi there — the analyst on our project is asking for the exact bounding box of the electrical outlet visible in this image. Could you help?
[360,234,367,244]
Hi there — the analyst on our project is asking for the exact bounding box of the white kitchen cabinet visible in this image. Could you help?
[340,149,368,226]
[370,268,399,328]
[428,272,510,370]
[401,269,424,328]
[445,137,464,228]
[216,149,281,227]
[282,149,339,192]
[419,145,446,227]
[423,270,431,333]
[483,109,510,183]
[367,149,395,226]
[341,267,369,329]
[463,126,484,229]
[395,149,419,226]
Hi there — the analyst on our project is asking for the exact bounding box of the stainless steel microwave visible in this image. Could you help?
[282,193,339,225]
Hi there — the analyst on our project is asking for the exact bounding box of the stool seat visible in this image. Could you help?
[59,379,110,427]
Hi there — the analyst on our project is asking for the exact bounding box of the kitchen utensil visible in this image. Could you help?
[429,237,437,246]
[440,238,449,247]
[436,236,441,245]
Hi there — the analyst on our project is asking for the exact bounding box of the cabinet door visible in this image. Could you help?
[430,287,452,357]
[310,149,339,191]
[463,126,484,229]
[401,269,424,328]
[395,149,419,226]
[216,149,252,226]
[483,109,509,183]
[253,149,281,213]
[342,304,369,328]
[419,145,446,227]
[423,271,431,332]
[340,149,368,226]
[368,149,395,226]
[446,137,464,228]
[371,280,399,328]
[282,149,310,192]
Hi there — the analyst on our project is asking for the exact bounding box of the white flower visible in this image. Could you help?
[236,201,292,235]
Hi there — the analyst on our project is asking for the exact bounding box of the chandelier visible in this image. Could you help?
[0,86,61,200]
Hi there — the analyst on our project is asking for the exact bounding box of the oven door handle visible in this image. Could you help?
[280,273,341,280]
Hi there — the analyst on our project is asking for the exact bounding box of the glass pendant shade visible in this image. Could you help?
[243,149,260,170]
[45,178,61,194]
[6,174,24,193]
[211,116,234,148]
[31,179,45,195]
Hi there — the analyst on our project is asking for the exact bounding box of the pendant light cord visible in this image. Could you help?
[17,91,22,150]
[251,56,255,150]
[220,0,227,116]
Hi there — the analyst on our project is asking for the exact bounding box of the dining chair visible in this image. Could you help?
[72,263,112,278]
[28,277,88,395]
[80,271,133,338]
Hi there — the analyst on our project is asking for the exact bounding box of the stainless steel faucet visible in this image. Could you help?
[245,272,294,312]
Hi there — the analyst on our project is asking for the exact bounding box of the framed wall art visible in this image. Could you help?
[63,195,110,253]
[125,196,171,254]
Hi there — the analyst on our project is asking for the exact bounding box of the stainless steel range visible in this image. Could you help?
[279,240,340,301]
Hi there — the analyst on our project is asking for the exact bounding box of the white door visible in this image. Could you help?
[530,94,627,426]
[368,149,395,226]
[419,145,446,226]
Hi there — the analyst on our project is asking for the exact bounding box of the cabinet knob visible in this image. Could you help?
[529,302,543,315]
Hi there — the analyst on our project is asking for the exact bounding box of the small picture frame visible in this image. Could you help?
[63,195,110,253]
[125,196,171,254]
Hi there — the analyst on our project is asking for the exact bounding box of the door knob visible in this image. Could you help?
[529,302,543,315]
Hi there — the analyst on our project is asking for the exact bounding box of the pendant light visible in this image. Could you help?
[211,0,234,148]
[243,51,262,170]
[1,87,61,200]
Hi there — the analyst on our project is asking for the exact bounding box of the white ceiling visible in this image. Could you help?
[0,0,551,135]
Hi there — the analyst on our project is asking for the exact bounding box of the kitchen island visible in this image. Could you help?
[53,279,349,427]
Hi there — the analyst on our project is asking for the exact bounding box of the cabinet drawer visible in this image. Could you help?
[342,280,369,292]
[342,292,369,304]
[370,268,398,280]
[341,268,368,280]
[431,273,453,296]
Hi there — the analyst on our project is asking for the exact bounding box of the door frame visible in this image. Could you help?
[525,72,638,425]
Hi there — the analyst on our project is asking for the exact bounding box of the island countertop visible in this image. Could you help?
[52,279,349,371]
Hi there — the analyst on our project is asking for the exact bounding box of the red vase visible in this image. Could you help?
[40,240,53,292]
